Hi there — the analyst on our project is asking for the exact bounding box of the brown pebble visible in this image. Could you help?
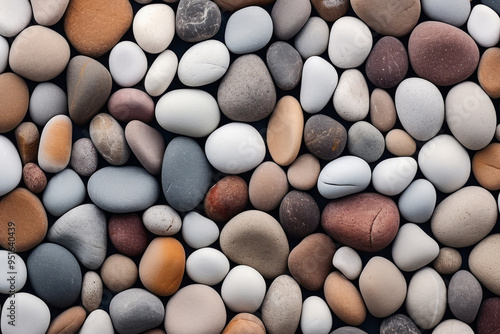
[46,306,86,334]
[432,247,462,275]
[385,129,416,156]
[304,114,347,161]
[22,163,47,194]
[15,122,40,165]
[0,73,29,133]
[279,190,320,240]
[204,175,248,223]
[38,115,72,174]
[249,161,288,212]
[214,0,275,11]
[108,88,155,123]
[108,213,149,257]
[473,143,500,191]
[222,313,266,334]
[286,153,320,191]
[125,120,165,175]
[365,36,408,89]
[70,138,99,177]
[477,297,500,334]
[478,47,500,99]
[370,88,397,132]
[311,0,350,22]
[100,254,138,293]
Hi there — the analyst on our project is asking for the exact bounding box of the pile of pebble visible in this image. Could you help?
[0,0,500,333]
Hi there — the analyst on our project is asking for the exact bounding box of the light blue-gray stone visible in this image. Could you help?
[347,121,385,163]
[422,0,471,27]
[28,82,67,126]
[87,166,160,213]
[162,136,212,212]
[42,168,86,217]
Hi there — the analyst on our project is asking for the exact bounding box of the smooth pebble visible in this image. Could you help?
[42,168,86,217]
[332,246,362,280]
[70,138,98,177]
[143,205,181,236]
[294,16,329,59]
[145,50,178,97]
[125,120,165,175]
[421,0,470,26]
[448,270,483,323]
[467,4,500,47]
[38,115,72,174]
[0,0,32,37]
[221,265,266,313]
[0,136,22,196]
[271,0,311,40]
[300,56,338,114]
[469,233,500,295]
[333,69,369,122]
[181,211,219,248]
[81,271,103,312]
[266,41,303,91]
[287,153,321,191]
[133,4,175,54]
[300,296,332,334]
[249,161,288,212]
[109,41,148,87]
[186,247,230,285]
[0,250,27,293]
[0,293,50,334]
[398,179,437,223]
[29,82,67,127]
[372,157,417,196]
[347,121,385,163]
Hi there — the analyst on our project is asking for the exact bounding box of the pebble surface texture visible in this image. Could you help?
[1,0,500,333]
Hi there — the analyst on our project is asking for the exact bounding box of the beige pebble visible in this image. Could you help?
[433,247,462,275]
[370,88,397,132]
[469,233,500,295]
[89,113,130,166]
[385,129,417,156]
[287,153,320,191]
[249,161,288,212]
[100,254,138,293]
[82,271,103,312]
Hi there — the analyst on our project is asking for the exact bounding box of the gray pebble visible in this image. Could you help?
[347,121,385,163]
[380,314,421,334]
[266,41,303,90]
[42,168,86,217]
[176,0,221,42]
[448,270,483,323]
[294,16,329,59]
[29,82,67,126]
[330,327,368,334]
[271,0,311,40]
[70,138,99,177]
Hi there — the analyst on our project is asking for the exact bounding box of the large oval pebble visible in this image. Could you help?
[448,270,483,323]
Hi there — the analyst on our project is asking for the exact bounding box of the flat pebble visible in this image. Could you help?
[15,122,39,166]
[473,143,500,190]
[477,297,500,334]
[421,0,470,26]
[266,42,303,91]
[0,73,29,133]
[176,0,221,42]
[42,168,86,217]
[101,254,138,292]
[366,36,408,88]
[165,284,226,334]
[398,179,436,223]
[433,320,474,334]
[300,296,332,334]
[271,0,311,40]
[29,82,67,127]
[372,157,417,196]
[133,4,175,54]
[38,115,72,173]
[108,88,155,123]
[221,265,266,313]
[46,306,86,334]
[186,247,230,285]
[88,166,159,213]
[204,175,248,223]
[478,47,500,98]
[31,0,69,26]
[332,246,362,280]
[448,270,482,323]
[143,205,182,236]
[181,211,219,248]
[125,120,165,175]
[432,247,462,275]
[70,138,98,177]
[0,136,22,196]
[108,213,148,256]
[225,6,273,54]
[0,293,50,334]
[0,0,32,37]
[47,204,107,269]
[109,41,148,87]
[79,310,114,334]
[22,163,47,194]
[468,4,500,47]
[0,35,7,73]
[370,88,397,132]
[249,161,288,211]
[287,153,320,191]
[294,17,329,59]
[0,250,27,293]
[222,313,266,334]
[304,114,347,160]
[81,271,102,312]
[300,56,338,113]
[311,0,349,22]
[380,314,421,334]
[347,121,385,163]
[385,129,416,156]
[279,190,320,239]
[220,210,289,279]
[27,242,82,308]
[469,233,500,295]
[144,50,178,97]
[333,69,369,122]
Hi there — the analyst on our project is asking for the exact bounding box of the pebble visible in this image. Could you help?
[81,271,103,312]
[220,210,289,279]
[139,237,185,296]
[9,25,70,82]
[0,136,22,196]
[279,190,320,239]
[221,265,266,313]
[287,153,321,191]
[359,256,407,318]
[27,242,82,308]
[431,186,497,247]
[288,233,335,291]
[385,129,416,156]
[0,0,32,37]
[47,204,106,269]
[261,275,302,334]
[380,314,421,334]
[222,313,266,334]
[162,136,212,211]
[186,247,230,285]
[271,0,311,40]
[331,327,368,334]
[176,0,221,42]
[372,157,417,196]
[317,156,371,199]
[445,81,496,150]
[300,56,339,113]
[67,55,113,125]
[398,179,436,223]
[23,163,47,194]
[79,309,114,334]
[300,296,332,334]
[70,138,98,177]
[14,122,39,165]
[165,284,227,334]
[311,0,349,22]
[109,213,149,256]
[366,36,408,88]
[0,73,29,133]
[391,223,439,272]
[109,41,148,87]
[421,0,471,26]
[204,175,248,223]
[324,272,366,326]
[218,54,276,122]
[418,135,471,193]
[63,0,133,58]
[304,114,347,160]
[332,246,362,280]
[0,293,50,334]
[347,121,385,163]
[249,161,288,211]
[0,187,47,252]
[294,17,329,59]
[478,47,500,98]
[0,36,7,73]
[214,0,275,11]
[333,69,370,122]
[178,40,230,87]
[408,21,480,86]
[101,254,137,292]
[205,122,266,174]
[144,50,178,97]
[468,4,500,47]
[433,247,462,275]
[31,0,69,26]
[351,0,420,36]
[433,320,474,334]
[46,306,86,334]
[469,233,500,295]
[38,115,72,174]
[108,88,155,123]
[42,168,86,217]
[406,267,447,329]
[29,82,67,127]
[181,211,219,248]
[155,89,220,137]
[125,120,165,174]
[133,4,175,54]
[143,205,182,236]
[370,88,397,132]
[477,297,500,334]
[266,42,303,91]
[0,250,27,293]
[448,270,483,323]
[225,6,273,54]
[473,143,500,190]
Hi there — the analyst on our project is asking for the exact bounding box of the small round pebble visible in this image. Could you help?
[287,153,320,191]
[448,270,483,323]
[203,175,248,223]
[42,168,86,217]
[221,265,266,313]
[249,161,288,211]
[365,36,408,88]
[109,41,148,87]
[181,211,219,249]
[271,0,311,40]
[300,56,338,113]
[29,82,67,127]
[279,190,320,239]
[144,50,178,97]
[125,120,165,175]
[101,254,137,293]
[478,47,500,98]
[0,292,50,334]
[0,0,32,37]
[0,250,27,293]
[70,138,98,177]
[81,271,103,312]
[333,69,370,122]
[46,306,86,334]
[372,157,418,196]
[222,313,266,334]
[186,247,230,285]
[108,213,149,257]
[385,129,416,156]
[133,4,175,54]
[433,319,474,334]
[176,0,221,42]
[432,247,462,275]
[22,163,47,194]
[473,143,500,190]
[79,309,114,334]
[38,115,73,174]
[90,112,130,165]
[0,73,29,134]
[421,0,470,26]
[304,114,347,161]
[347,121,385,163]
[108,88,155,123]
[300,296,333,334]
[467,4,500,48]
[370,88,397,132]
[332,246,362,280]
[143,205,182,236]
[294,16,329,59]
[398,179,437,224]
[380,314,421,334]
[469,233,500,295]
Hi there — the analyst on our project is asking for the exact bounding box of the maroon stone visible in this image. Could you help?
[108,213,148,257]
[366,36,408,89]
[279,190,319,239]
[477,297,500,334]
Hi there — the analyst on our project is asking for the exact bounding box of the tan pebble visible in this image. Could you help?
[82,271,103,312]
[38,115,72,173]
[472,143,500,190]
[22,163,47,194]
[100,254,137,293]
[15,122,40,165]
[370,88,396,132]
[324,271,366,326]
[46,305,86,334]
[432,247,462,275]
[469,234,500,295]
[222,313,266,334]
[125,120,165,175]
[0,73,29,133]
[89,113,130,166]
[31,0,70,26]
[478,47,500,99]
[385,129,416,156]
[287,153,320,191]
[267,95,303,166]
[249,161,288,211]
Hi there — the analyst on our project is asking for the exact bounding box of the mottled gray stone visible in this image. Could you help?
[70,138,99,177]
[380,314,421,334]
[266,41,303,90]
[176,0,221,42]
[271,0,311,40]
[347,121,385,163]
[449,270,483,323]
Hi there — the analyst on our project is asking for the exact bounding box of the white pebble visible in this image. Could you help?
[432,319,474,334]
[372,157,418,196]
[332,246,362,280]
[0,293,50,334]
[300,296,332,334]
[333,69,369,122]
[221,265,266,313]
[109,41,148,87]
[0,135,22,197]
[142,205,182,236]
[0,35,8,73]
[133,4,175,54]
[79,309,114,334]
[0,0,32,38]
[144,49,178,97]
[300,56,338,114]
[467,4,500,48]
[398,179,437,223]
[181,211,219,249]
[0,250,27,294]
[186,248,229,285]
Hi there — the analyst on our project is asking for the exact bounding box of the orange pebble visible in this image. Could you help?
[38,115,72,173]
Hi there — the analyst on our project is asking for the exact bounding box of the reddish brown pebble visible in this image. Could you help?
[125,120,165,175]
[279,190,320,239]
[108,88,155,123]
[477,297,500,334]
[365,36,408,89]
[288,233,336,291]
[472,143,500,191]
[0,72,29,133]
[108,213,149,257]
[204,175,248,223]
[370,88,397,133]
[222,313,266,334]
[311,0,350,22]
[15,122,40,165]
[478,47,500,99]
[321,192,400,252]
[214,0,275,11]
[22,163,47,194]
[46,305,86,334]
